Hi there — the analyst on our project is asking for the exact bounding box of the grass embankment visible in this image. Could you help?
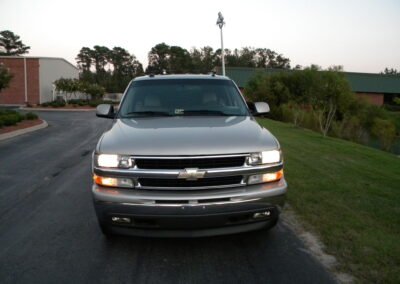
[258,118,400,283]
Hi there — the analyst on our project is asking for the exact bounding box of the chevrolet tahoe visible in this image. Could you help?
[92,74,287,237]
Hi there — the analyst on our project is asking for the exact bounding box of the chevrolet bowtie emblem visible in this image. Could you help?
[178,168,206,180]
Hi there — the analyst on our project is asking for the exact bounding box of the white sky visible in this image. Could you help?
[1,0,399,73]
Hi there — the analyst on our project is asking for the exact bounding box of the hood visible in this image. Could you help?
[97,116,279,156]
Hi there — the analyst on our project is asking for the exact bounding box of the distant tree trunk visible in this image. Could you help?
[316,100,336,137]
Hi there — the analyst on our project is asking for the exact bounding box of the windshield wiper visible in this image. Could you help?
[123,111,171,117]
[181,110,231,116]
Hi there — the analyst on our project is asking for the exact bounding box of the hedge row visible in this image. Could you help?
[40,99,115,108]
[0,109,38,128]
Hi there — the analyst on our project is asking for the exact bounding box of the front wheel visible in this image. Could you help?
[98,221,114,238]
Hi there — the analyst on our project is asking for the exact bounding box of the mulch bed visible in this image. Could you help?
[28,105,95,110]
[0,119,43,135]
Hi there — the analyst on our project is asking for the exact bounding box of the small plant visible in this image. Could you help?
[371,118,396,151]
[2,114,19,126]
[25,112,38,120]
[0,109,16,115]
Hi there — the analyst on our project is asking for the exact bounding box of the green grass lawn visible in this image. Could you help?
[258,118,400,283]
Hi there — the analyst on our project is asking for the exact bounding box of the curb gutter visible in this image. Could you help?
[0,120,48,141]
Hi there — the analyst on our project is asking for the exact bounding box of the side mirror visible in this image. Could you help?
[251,102,270,115]
[96,104,115,119]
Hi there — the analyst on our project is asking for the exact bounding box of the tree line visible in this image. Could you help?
[145,43,291,75]
[77,42,291,92]
[245,66,398,151]
[76,46,144,93]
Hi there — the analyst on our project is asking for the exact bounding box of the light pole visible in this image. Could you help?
[216,12,225,76]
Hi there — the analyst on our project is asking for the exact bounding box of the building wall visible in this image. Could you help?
[356,92,384,106]
[0,58,40,105]
[39,58,79,103]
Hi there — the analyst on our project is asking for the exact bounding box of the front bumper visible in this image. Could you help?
[92,178,287,237]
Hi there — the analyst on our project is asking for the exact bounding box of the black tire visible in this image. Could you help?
[264,217,279,230]
[269,217,279,228]
[99,222,114,238]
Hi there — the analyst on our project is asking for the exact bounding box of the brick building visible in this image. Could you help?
[0,56,78,105]
[221,67,400,106]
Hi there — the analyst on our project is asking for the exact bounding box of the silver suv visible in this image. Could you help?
[92,74,287,237]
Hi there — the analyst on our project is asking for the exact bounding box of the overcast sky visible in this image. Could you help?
[1,0,399,73]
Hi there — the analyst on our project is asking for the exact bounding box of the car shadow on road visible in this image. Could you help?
[89,222,334,284]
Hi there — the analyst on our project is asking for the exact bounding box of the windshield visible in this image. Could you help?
[118,79,249,118]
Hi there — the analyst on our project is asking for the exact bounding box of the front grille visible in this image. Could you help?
[138,176,243,188]
[135,156,246,169]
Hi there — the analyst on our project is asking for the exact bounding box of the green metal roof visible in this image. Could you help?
[221,67,400,94]
[344,72,400,94]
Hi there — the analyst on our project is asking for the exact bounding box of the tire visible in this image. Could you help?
[264,217,279,231]
[99,222,114,238]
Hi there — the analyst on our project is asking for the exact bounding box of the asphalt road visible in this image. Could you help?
[0,111,336,284]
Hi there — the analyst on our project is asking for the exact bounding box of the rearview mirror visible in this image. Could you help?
[96,104,115,119]
[252,102,270,115]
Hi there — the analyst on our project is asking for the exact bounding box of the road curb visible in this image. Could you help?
[0,119,48,141]
[282,204,354,283]
[19,107,96,112]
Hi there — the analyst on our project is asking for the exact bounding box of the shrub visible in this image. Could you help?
[302,111,319,132]
[0,119,3,128]
[384,104,400,112]
[0,109,17,116]
[371,118,397,151]
[25,112,38,120]
[16,113,25,122]
[2,114,19,126]
[280,104,293,123]
[68,99,80,105]
[44,101,66,108]
[89,101,101,107]
[68,99,88,106]
[331,115,368,143]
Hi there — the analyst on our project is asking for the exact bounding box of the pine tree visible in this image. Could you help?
[0,30,30,56]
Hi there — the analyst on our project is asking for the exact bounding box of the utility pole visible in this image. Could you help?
[216,12,226,76]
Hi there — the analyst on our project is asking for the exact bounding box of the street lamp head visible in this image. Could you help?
[216,12,225,29]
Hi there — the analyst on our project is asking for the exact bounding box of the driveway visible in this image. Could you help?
[0,111,336,284]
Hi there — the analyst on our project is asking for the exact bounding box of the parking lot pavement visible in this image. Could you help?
[0,111,336,284]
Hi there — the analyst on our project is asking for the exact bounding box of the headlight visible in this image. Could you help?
[96,154,133,168]
[247,150,281,165]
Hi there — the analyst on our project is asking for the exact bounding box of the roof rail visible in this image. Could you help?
[149,73,155,78]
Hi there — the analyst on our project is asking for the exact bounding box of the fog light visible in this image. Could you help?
[253,211,271,219]
[247,169,283,185]
[111,217,131,223]
[93,174,134,188]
